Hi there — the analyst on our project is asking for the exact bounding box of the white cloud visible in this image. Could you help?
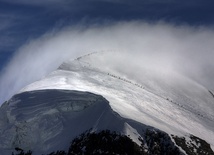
[0,21,214,104]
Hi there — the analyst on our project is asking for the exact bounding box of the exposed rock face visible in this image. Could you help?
[172,135,214,155]
[67,129,184,155]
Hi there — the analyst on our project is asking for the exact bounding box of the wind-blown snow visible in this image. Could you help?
[20,52,214,150]
[1,89,148,154]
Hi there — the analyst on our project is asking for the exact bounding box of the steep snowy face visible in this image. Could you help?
[2,89,162,155]
[3,89,198,155]
[20,52,214,149]
[0,90,118,154]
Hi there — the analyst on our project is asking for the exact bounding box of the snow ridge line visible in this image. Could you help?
[76,56,214,121]
[106,72,214,121]
[75,55,214,121]
[75,50,117,61]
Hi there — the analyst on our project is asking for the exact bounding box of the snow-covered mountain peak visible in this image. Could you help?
[1,51,214,154]
[21,52,214,143]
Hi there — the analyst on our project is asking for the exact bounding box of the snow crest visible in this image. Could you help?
[0,90,110,153]
[12,52,214,152]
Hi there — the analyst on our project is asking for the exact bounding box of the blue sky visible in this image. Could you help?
[0,0,214,103]
[1,0,214,69]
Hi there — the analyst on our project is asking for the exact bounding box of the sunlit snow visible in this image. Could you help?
[20,52,214,150]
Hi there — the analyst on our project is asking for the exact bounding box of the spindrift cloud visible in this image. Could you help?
[0,21,214,104]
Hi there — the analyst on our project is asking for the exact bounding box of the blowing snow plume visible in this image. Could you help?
[0,21,214,104]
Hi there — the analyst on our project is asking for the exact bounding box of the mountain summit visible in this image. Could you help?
[0,52,214,155]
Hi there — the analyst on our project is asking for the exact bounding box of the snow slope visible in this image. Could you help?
[0,89,148,154]
[1,51,214,154]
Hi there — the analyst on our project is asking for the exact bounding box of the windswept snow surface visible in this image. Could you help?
[20,52,214,150]
[1,90,145,154]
